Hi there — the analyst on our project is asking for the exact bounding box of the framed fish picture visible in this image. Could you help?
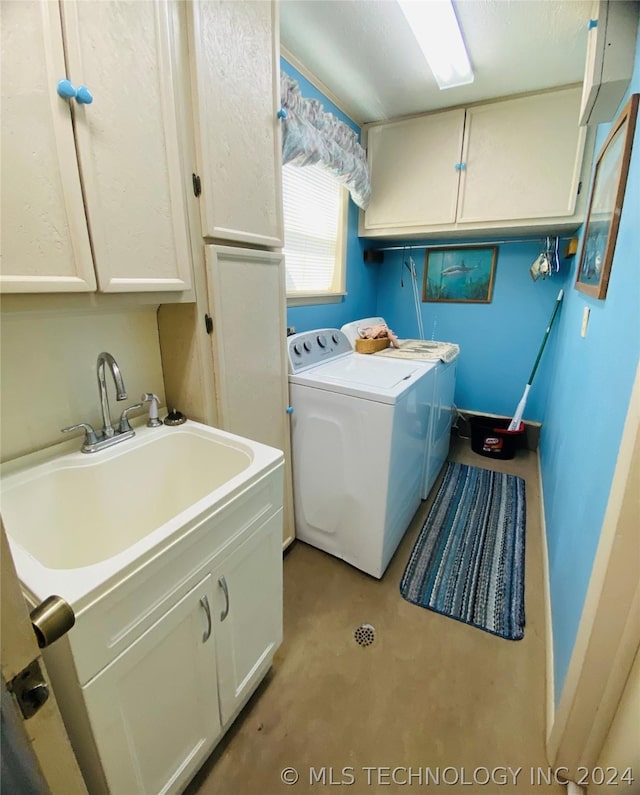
[422,245,497,303]
[575,94,638,300]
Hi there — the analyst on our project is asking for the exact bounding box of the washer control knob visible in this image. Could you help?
[317,334,327,348]
[292,343,302,356]
[332,333,339,344]
[303,341,312,353]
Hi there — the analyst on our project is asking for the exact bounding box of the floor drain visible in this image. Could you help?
[354,623,376,647]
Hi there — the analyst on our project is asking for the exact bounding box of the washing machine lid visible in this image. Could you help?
[289,353,434,404]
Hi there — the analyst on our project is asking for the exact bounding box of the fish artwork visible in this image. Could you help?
[441,261,477,277]
[425,246,496,302]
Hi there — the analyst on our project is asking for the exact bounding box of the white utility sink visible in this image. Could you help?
[1,420,283,610]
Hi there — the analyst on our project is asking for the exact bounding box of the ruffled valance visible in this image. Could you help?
[279,74,371,210]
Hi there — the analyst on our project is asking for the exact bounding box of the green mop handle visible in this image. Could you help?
[527,289,564,386]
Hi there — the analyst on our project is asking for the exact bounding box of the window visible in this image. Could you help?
[282,163,347,304]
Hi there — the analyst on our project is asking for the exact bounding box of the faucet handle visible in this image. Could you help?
[118,403,143,434]
[141,393,162,428]
[62,423,99,446]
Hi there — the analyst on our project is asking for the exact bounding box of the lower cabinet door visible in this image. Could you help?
[82,575,221,795]
[213,510,283,726]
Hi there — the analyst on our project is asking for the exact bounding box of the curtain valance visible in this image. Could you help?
[280,74,371,210]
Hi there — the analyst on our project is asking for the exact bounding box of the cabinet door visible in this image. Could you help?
[206,244,295,548]
[189,0,283,247]
[579,0,639,126]
[0,0,95,293]
[363,109,465,230]
[62,0,193,292]
[457,87,587,223]
[82,575,221,795]
[213,511,283,726]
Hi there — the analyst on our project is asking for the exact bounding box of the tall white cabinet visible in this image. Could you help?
[189,0,283,247]
[159,1,295,548]
[0,0,193,294]
[204,246,295,548]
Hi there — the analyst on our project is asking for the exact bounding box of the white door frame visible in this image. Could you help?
[548,363,640,773]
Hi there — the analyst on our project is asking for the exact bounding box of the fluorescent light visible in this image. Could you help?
[398,0,474,90]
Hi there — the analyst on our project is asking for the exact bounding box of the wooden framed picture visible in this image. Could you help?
[422,245,497,303]
[575,93,638,299]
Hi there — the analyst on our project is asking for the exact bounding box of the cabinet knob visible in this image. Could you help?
[277,108,288,119]
[588,18,598,29]
[286,406,294,414]
[75,86,94,105]
[56,79,76,99]
[56,79,93,105]
[454,162,467,171]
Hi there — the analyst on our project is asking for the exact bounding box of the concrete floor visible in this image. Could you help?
[188,434,561,795]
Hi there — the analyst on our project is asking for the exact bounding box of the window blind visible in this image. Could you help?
[282,163,342,294]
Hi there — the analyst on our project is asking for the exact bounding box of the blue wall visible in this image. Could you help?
[285,39,640,709]
[281,58,378,333]
[376,240,566,423]
[541,33,640,704]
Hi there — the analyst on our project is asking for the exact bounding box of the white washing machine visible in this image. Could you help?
[340,317,459,500]
[287,328,437,579]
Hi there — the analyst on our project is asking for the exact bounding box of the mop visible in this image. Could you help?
[508,289,564,431]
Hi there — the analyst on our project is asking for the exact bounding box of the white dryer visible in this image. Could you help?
[340,317,459,500]
[287,329,436,579]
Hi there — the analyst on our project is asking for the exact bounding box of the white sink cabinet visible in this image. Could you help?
[2,422,284,795]
[80,574,222,795]
[45,501,283,795]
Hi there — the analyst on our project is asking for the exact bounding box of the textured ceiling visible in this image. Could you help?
[280,0,593,123]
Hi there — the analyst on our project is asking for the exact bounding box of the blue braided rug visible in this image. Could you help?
[400,462,526,640]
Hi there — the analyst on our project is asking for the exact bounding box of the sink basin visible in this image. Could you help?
[1,421,283,608]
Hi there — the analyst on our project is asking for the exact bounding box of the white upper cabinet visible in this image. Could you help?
[0,0,96,293]
[189,0,283,248]
[458,88,586,223]
[364,109,465,230]
[360,86,594,239]
[579,0,639,126]
[62,0,193,292]
[1,0,193,294]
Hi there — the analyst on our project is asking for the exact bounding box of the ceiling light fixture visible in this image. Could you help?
[397,0,474,90]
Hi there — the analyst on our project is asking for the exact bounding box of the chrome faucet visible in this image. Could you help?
[62,352,143,453]
[97,352,127,438]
